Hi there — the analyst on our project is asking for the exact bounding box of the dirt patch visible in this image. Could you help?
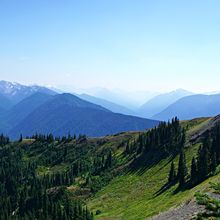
[150,192,220,220]
[149,199,204,220]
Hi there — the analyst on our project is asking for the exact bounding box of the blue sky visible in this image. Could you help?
[0,0,220,92]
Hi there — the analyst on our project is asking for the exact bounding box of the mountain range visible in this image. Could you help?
[0,81,159,138]
[9,93,160,138]
[153,94,220,120]
[1,80,220,139]
[58,86,157,109]
[77,93,135,115]
[137,89,193,118]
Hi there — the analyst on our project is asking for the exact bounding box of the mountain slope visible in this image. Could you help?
[0,80,56,104]
[0,93,13,110]
[2,115,219,220]
[9,93,159,138]
[0,92,54,132]
[153,94,220,121]
[87,117,218,220]
[78,93,134,115]
[138,89,193,118]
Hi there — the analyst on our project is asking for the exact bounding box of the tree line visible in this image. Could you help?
[125,117,185,157]
[168,123,220,188]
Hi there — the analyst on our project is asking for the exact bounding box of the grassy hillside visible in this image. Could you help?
[1,116,219,219]
[87,117,218,220]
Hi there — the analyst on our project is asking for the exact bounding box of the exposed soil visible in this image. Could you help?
[150,193,220,220]
[149,199,204,220]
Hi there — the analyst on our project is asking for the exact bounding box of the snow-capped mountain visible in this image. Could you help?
[0,81,57,104]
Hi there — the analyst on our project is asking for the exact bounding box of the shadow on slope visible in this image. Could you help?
[126,150,177,177]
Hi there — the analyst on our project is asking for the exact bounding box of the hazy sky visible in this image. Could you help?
[0,0,220,93]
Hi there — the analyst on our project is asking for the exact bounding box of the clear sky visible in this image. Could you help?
[0,0,220,93]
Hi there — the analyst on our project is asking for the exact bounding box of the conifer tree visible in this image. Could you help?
[67,132,72,142]
[105,151,112,169]
[197,144,210,181]
[177,150,188,187]
[19,134,23,142]
[125,141,130,155]
[190,157,197,186]
[168,161,176,183]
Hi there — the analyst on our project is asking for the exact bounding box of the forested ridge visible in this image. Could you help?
[1,117,220,219]
[0,134,94,219]
[0,131,132,219]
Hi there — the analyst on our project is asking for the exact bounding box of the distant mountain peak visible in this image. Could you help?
[0,91,159,138]
[0,80,57,104]
[138,89,193,118]
[0,80,23,94]
[152,93,220,120]
[47,93,110,112]
[172,88,193,94]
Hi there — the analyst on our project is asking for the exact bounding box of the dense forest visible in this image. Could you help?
[0,134,94,219]
[136,117,185,156]
[0,129,128,219]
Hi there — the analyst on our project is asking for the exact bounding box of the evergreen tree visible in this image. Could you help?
[210,140,217,172]
[19,134,23,142]
[67,132,72,142]
[177,150,188,187]
[197,144,210,182]
[47,133,54,143]
[190,157,197,186]
[105,151,112,169]
[168,161,176,183]
[125,141,130,155]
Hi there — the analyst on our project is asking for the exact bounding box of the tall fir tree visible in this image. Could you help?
[190,157,197,186]
[19,134,23,142]
[177,150,188,187]
[168,161,176,183]
[197,144,210,182]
